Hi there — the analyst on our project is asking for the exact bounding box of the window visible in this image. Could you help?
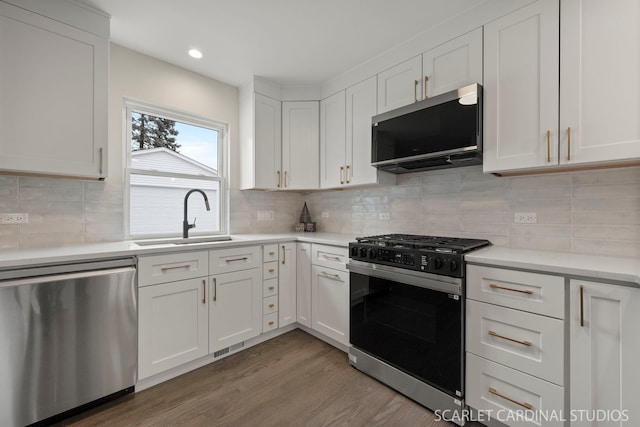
[125,100,227,238]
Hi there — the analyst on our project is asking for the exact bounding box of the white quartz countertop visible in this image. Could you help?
[0,232,355,270]
[466,246,640,286]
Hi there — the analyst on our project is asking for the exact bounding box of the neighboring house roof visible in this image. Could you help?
[131,147,218,176]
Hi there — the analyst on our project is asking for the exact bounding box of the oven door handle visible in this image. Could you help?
[347,262,462,296]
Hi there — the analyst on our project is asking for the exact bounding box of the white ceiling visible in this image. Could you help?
[74,0,479,88]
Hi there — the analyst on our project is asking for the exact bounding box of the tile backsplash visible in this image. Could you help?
[1,165,639,258]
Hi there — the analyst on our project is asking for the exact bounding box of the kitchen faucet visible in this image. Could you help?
[183,189,210,238]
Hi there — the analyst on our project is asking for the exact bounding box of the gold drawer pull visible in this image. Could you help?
[321,271,342,280]
[489,284,533,295]
[488,330,532,347]
[268,268,275,273]
[269,251,275,256]
[269,304,275,308]
[268,321,274,326]
[225,257,248,263]
[268,286,275,291]
[161,264,191,272]
[488,387,533,410]
[324,255,342,261]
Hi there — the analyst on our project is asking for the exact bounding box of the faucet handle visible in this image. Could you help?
[192,217,197,229]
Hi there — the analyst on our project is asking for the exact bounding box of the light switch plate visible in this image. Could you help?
[0,213,28,224]
[514,212,537,224]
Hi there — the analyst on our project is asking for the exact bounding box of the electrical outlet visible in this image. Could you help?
[321,211,330,219]
[257,210,274,221]
[379,212,391,220]
[0,213,29,224]
[514,212,537,224]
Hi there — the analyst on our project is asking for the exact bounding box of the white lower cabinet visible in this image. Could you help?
[569,280,640,426]
[296,243,312,328]
[311,265,349,346]
[466,265,565,427]
[138,277,208,379]
[209,266,262,354]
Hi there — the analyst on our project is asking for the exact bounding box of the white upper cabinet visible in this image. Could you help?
[282,101,319,190]
[253,93,282,190]
[0,1,108,179]
[422,28,483,99]
[377,55,423,114]
[483,0,560,173]
[484,0,640,174]
[320,90,346,188]
[321,77,394,189]
[559,0,640,165]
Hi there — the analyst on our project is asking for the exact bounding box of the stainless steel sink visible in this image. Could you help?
[135,236,234,246]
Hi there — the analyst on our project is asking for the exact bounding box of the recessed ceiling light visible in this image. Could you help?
[188,49,203,59]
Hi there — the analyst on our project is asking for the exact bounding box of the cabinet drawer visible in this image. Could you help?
[263,261,279,280]
[467,265,564,318]
[138,251,208,287]
[263,278,278,297]
[209,246,261,274]
[263,312,278,332]
[466,353,564,427]
[263,295,278,314]
[311,244,348,270]
[467,300,564,385]
[263,244,279,263]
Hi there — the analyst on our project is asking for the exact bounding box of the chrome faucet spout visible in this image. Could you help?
[183,189,210,238]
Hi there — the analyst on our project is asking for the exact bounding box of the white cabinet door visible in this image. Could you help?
[311,265,349,346]
[138,278,209,379]
[422,28,483,99]
[320,91,346,188]
[278,243,297,327]
[209,268,262,353]
[296,243,312,328]
[483,0,560,173]
[282,101,319,190]
[560,0,640,165]
[0,2,108,179]
[345,76,379,187]
[377,55,423,113]
[570,280,640,425]
[253,93,282,190]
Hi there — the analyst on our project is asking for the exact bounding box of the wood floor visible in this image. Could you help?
[57,329,455,426]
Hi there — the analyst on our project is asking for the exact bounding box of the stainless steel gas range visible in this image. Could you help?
[347,234,491,424]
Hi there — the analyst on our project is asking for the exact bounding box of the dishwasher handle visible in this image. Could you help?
[0,267,136,289]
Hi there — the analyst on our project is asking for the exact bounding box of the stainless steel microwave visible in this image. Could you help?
[371,83,482,174]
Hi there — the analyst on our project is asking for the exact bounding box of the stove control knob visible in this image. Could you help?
[368,249,377,259]
[430,257,443,270]
[448,260,458,273]
[359,247,368,258]
[350,246,359,257]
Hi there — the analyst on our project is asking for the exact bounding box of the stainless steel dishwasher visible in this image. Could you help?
[0,258,137,427]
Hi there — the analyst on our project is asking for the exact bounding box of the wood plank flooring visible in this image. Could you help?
[57,329,455,426]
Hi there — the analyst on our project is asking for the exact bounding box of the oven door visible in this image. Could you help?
[348,261,464,398]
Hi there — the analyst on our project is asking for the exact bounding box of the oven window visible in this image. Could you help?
[350,272,462,396]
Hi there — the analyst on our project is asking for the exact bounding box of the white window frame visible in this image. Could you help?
[124,98,228,239]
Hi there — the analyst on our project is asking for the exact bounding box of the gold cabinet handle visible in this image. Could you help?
[424,76,429,99]
[202,279,206,304]
[340,166,344,184]
[489,283,533,295]
[547,129,551,163]
[284,171,288,188]
[225,257,248,263]
[567,127,571,161]
[213,277,217,301]
[413,79,419,103]
[99,147,104,175]
[488,330,532,347]
[281,245,286,265]
[324,255,342,261]
[269,304,275,308]
[277,170,281,188]
[488,387,533,410]
[268,286,275,291]
[580,285,584,327]
[268,321,275,326]
[269,251,275,256]
[345,165,350,184]
[321,271,342,280]
[161,264,191,272]
[268,268,275,273]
